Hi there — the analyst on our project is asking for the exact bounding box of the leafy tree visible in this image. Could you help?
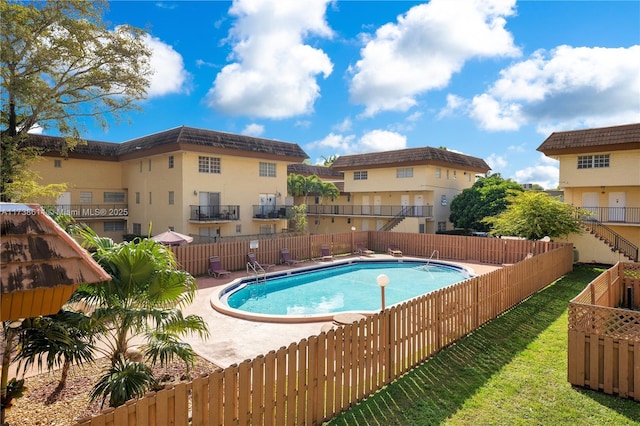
[313,181,340,233]
[449,173,523,232]
[289,204,308,233]
[1,0,152,200]
[484,191,586,240]
[70,227,209,407]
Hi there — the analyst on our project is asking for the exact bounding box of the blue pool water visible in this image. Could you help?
[222,260,472,316]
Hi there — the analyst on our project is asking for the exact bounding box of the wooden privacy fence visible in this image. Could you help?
[171,231,564,276]
[568,262,640,400]
[76,244,573,426]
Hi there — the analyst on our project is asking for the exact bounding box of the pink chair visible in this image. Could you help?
[208,256,231,277]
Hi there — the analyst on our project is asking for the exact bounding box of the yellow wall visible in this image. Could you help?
[558,149,640,188]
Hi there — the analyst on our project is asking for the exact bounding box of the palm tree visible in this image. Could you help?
[70,227,210,407]
[287,173,322,205]
[15,309,96,401]
[314,181,340,233]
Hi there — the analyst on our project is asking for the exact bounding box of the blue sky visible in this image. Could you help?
[58,1,640,189]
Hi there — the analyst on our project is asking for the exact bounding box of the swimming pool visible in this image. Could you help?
[211,259,475,323]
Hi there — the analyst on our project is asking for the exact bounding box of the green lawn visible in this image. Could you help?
[328,265,640,426]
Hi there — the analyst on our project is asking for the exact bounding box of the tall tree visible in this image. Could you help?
[449,173,523,232]
[0,0,152,200]
[287,173,322,205]
[484,191,586,240]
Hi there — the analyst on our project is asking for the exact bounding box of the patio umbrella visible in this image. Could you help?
[151,229,194,245]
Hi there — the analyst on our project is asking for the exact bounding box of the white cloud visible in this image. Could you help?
[143,33,191,97]
[333,117,352,133]
[306,129,406,155]
[513,154,559,189]
[438,94,467,119]
[206,0,334,118]
[27,123,43,134]
[470,45,640,132]
[485,153,507,171]
[348,0,519,117]
[241,123,264,136]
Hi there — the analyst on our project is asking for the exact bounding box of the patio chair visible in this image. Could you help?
[320,244,333,261]
[388,244,403,257]
[208,256,231,278]
[280,248,302,266]
[247,252,275,272]
[356,243,374,257]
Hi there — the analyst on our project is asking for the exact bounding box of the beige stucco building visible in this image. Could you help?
[290,148,491,235]
[29,127,308,242]
[537,122,640,263]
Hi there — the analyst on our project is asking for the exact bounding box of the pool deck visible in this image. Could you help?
[182,254,502,369]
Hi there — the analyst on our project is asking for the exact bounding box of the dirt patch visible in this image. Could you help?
[5,356,219,426]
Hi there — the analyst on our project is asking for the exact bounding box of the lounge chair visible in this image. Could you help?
[208,256,231,278]
[280,248,302,266]
[356,243,374,257]
[388,244,403,257]
[247,252,275,272]
[320,244,333,261]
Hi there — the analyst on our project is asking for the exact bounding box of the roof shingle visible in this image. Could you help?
[330,146,490,172]
[537,123,640,154]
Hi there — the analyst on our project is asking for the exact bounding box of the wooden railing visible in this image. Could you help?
[75,235,573,425]
[568,262,640,400]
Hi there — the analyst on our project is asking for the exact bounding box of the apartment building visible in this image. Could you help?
[29,126,308,242]
[295,147,490,234]
[537,122,640,262]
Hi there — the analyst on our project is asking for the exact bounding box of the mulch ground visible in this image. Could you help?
[5,356,219,426]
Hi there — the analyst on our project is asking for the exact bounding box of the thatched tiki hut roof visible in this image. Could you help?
[1,203,111,321]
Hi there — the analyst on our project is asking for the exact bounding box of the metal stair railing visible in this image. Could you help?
[246,261,267,284]
[583,218,638,262]
[378,206,409,231]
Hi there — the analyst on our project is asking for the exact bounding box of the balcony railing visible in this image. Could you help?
[582,207,640,224]
[48,204,128,219]
[306,204,433,218]
[252,205,289,219]
[190,205,240,222]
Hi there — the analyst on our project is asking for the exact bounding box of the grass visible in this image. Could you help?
[327,265,640,425]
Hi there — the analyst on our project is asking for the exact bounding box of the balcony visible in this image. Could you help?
[306,204,433,218]
[49,204,128,220]
[190,205,240,222]
[583,207,640,224]
[252,205,289,220]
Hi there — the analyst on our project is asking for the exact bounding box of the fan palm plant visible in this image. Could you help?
[70,227,210,407]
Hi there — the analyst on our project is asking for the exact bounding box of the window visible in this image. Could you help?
[104,192,125,203]
[80,192,93,203]
[446,170,450,179]
[468,172,472,182]
[435,168,441,179]
[168,191,174,205]
[54,159,62,168]
[236,225,241,233]
[314,196,320,204]
[437,222,446,232]
[135,192,140,204]
[149,192,152,205]
[259,224,275,234]
[259,162,276,177]
[453,171,457,180]
[199,156,221,173]
[168,155,174,169]
[354,171,368,180]
[132,223,142,235]
[441,195,447,206]
[396,167,413,178]
[139,161,142,172]
[148,159,152,171]
[578,154,610,169]
[104,221,125,232]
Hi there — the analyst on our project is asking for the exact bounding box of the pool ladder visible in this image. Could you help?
[247,261,267,284]
[425,250,439,267]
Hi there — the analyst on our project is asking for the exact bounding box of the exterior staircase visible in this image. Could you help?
[582,219,638,262]
[378,207,409,231]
